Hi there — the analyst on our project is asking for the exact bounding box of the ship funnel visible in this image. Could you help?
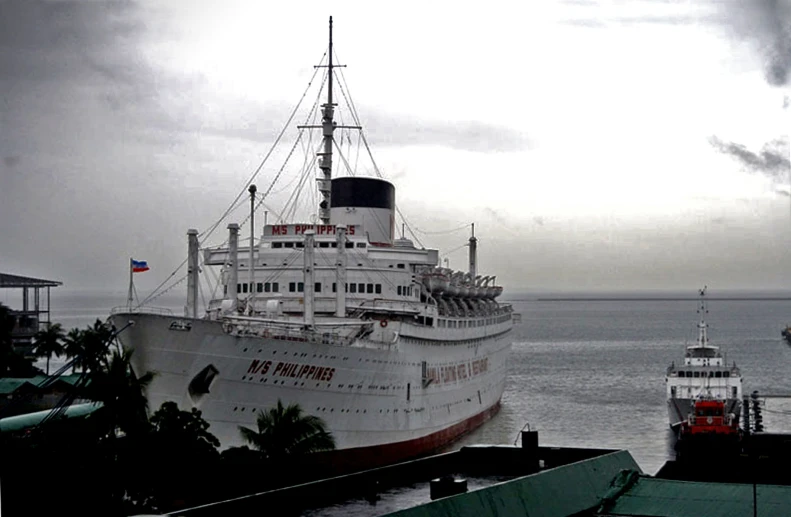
[330,177,395,245]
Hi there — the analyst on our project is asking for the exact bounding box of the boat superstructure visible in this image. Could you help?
[109,17,518,468]
[665,287,742,433]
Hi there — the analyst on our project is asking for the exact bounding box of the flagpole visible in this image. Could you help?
[128,257,133,309]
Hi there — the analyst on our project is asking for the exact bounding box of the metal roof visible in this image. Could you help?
[0,402,103,433]
[0,273,62,288]
[597,472,791,517]
[387,450,642,517]
[0,375,84,394]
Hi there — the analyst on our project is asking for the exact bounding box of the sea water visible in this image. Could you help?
[24,289,791,475]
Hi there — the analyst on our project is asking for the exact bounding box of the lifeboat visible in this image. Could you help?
[675,396,742,459]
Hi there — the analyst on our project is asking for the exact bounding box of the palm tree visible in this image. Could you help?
[88,346,156,438]
[239,399,335,462]
[33,322,64,375]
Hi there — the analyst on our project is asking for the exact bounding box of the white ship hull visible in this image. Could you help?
[112,312,511,458]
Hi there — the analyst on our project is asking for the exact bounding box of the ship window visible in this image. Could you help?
[298,282,304,292]
[264,282,271,293]
[693,371,700,378]
[367,283,373,294]
[289,282,296,292]
[319,242,330,248]
[397,264,405,269]
[715,371,722,378]
[344,283,348,292]
[284,242,294,248]
[426,317,433,326]
[356,242,366,248]
[670,386,676,398]
[345,242,354,248]
[332,283,336,293]
[257,283,263,293]
[397,286,402,295]
[375,284,381,294]
[724,371,730,378]
[237,284,242,294]
[224,285,228,295]
[331,243,337,248]
[272,282,279,293]
[358,283,365,293]
[315,282,322,293]
[273,242,283,248]
[242,283,249,293]
[350,284,357,293]
[296,242,304,248]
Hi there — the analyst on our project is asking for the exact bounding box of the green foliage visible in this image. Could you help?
[239,399,336,462]
[33,322,64,375]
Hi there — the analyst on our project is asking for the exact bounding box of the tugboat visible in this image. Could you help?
[674,395,742,459]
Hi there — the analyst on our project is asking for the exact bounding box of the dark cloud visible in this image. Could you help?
[709,136,790,181]
[715,0,791,86]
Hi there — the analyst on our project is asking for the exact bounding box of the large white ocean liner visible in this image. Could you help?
[665,287,743,434]
[109,17,519,468]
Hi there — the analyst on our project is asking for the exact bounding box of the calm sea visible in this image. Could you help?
[31,289,791,475]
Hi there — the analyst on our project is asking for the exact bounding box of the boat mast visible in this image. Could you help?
[317,16,335,224]
[299,16,359,224]
[696,286,708,348]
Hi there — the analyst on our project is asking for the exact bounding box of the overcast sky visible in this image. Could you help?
[2,0,791,300]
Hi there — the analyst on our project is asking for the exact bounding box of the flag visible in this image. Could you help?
[131,259,150,273]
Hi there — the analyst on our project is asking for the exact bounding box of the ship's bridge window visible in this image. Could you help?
[296,242,304,248]
[723,371,730,378]
[356,243,366,248]
[319,242,330,248]
[315,282,322,293]
[257,283,263,293]
[358,283,365,293]
[237,284,242,294]
[289,282,296,292]
[397,286,402,295]
[715,371,722,378]
[298,282,304,292]
[693,371,700,378]
[273,242,283,248]
[242,284,248,293]
[397,264,405,269]
[284,242,294,248]
[375,284,381,294]
[345,242,354,248]
[350,284,357,293]
[367,283,373,294]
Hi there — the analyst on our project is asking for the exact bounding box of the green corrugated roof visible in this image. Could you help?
[0,402,103,433]
[386,450,642,517]
[600,475,791,517]
[0,374,85,394]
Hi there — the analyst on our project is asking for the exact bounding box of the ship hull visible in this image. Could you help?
[110,312,511,460]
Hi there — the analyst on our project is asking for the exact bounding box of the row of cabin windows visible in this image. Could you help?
[271,242,367,249]
[677,370,731,378]
[232,282,383,295]
[397,286,414,297]
[236,282,280,294]
[437,314,512,328]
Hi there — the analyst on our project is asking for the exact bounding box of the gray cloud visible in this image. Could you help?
[362,111,531,153]
[714,0,791,86]
[709,136,790,181]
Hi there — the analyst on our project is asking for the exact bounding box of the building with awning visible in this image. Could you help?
[0,272,62,355]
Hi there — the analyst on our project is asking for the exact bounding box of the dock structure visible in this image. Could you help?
[0,272,62,356]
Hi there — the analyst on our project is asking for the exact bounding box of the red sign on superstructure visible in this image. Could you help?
[264,224,358,237]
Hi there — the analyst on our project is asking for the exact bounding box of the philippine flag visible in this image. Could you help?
[131,259,150,273]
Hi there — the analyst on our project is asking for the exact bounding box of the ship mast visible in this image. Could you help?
[696,286,709,347]
[317,16,335,224]
[299,16,360,224]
